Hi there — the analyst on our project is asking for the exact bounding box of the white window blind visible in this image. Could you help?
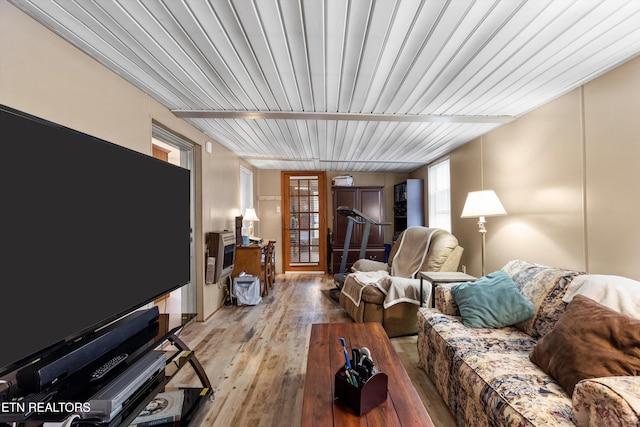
[240,166,253,215]
[428,158,451,232]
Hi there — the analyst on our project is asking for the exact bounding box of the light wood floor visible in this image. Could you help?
[170,273,457,426]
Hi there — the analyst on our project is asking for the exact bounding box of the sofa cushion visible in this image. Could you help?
[450,270,534,328]
[530,295,640,395]
[434,282,461,316]
[418,309,537,359]
[502,260,584,339]
[417,310,575,426]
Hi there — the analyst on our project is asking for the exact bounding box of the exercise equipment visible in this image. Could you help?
[333,206,391,289]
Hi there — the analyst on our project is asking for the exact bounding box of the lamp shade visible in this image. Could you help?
[243,208,260,222]
[461,190,507,218]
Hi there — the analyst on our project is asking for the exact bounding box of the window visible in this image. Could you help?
[428,158,451,232]
[240,166,253,216]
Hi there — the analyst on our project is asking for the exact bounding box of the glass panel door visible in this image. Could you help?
[282,172,326,272]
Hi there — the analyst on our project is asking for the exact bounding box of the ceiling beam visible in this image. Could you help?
[172,110,514,124]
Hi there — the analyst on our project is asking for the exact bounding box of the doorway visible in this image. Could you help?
[152,124,196,313]
[281,172,327,273]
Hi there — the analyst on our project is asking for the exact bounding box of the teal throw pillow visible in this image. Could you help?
[451,270,535,328]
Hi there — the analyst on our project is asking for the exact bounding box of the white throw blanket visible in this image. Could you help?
[341,270,390,307]
[377,276,428,308]
[562,274,640,319]
[390,227,436,278]
[341,271,430,308]
[340,227,439,308]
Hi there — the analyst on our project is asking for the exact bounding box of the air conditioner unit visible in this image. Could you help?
[332,175,353,186]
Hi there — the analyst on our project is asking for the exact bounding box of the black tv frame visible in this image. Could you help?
[0,104,191,378]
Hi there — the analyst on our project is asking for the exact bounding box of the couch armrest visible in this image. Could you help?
[572,376,640,427]
[434,282,460,316]
[351,259,390,273]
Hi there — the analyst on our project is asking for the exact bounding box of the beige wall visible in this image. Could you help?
[0,1,255,320]
[583,57,640,277]
[255,170,283,272]
[446,55,640,279]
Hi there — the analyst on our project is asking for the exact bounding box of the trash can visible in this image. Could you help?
[232,275,261,305]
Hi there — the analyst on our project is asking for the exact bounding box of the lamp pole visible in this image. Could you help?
[478,216,487,276]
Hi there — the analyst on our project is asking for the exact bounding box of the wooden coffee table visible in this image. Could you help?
[301,322,434,426]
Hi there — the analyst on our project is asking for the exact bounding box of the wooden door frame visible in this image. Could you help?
[281,171,327,273]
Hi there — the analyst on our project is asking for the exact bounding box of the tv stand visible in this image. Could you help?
[19,313,213,427]
[165,332,212,391]
[90,313,214,427]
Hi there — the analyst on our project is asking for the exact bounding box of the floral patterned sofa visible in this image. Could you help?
[417,260,640,426]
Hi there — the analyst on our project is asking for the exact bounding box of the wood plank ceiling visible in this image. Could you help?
[9,0,640,173]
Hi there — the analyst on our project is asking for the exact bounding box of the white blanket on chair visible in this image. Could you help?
[341,270,428,308]
[377,276,427,308]
[341,270,390,307]
[390,227,437,278]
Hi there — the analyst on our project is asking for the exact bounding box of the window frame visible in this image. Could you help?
[240,166,253,216]
[428,157,451,232]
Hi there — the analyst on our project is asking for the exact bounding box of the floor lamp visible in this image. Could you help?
[461,190,507,276]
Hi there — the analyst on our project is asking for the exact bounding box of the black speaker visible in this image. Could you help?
[17,306,159,393]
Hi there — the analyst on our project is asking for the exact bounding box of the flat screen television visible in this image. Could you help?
[0,104,191,377]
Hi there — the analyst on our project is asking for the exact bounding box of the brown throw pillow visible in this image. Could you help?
[530,295,640,395]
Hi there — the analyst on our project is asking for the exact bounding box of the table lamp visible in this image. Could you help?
[244,208,260,237]
[461,190,507,276]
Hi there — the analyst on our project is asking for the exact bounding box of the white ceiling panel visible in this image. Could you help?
[8,0,640,173]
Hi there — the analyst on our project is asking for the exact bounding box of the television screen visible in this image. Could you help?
[0,104,191,375]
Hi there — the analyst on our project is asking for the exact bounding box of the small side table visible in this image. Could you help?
[419,271,476,307]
